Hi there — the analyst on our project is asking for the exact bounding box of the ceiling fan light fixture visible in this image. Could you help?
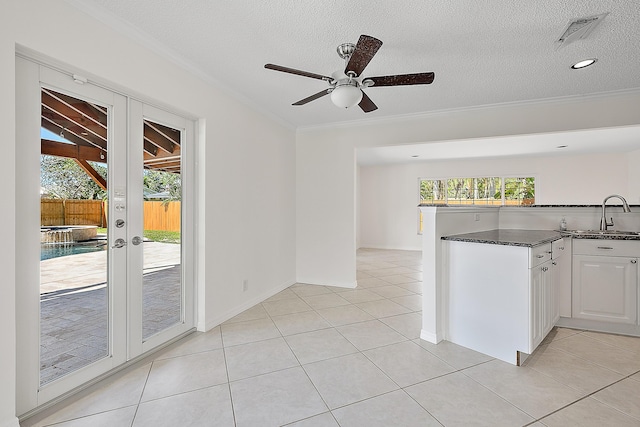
[330,81,363,109]
[265,35,433,113]
[571,58,597,69]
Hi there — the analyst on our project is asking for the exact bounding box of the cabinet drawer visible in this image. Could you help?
[573,239,640,257]
[530,243,552,267]
[552,238,567,259]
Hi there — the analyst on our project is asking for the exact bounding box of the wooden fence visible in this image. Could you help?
[41,199,181,232]
[143,201,181,232]
[41,199,104,226]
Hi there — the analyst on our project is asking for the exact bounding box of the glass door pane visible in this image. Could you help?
[141,119,183,340]
[39,88,109,385]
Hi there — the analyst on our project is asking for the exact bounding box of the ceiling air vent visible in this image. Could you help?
[555,12,609,49]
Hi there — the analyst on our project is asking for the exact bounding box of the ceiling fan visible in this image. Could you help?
[265,34,435,113]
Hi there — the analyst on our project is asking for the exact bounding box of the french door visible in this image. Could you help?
[16,57,195,415]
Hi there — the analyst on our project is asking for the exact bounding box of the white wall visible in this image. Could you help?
[628,149,640,204]
[358,151,634,250]
[296,134,357,287]
[1,1,17,425]
[5,0,296,421]
[297,92,640,288]
[358,164,422,250]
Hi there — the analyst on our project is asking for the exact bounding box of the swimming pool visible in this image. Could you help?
[41,242,107,261]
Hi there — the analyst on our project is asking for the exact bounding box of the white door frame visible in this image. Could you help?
[127,100,196,356]
[15,56,196,416]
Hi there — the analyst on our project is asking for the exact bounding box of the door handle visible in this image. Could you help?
[132,236,143,246]
[112,238,126,249]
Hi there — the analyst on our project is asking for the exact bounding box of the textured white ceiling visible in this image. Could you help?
[72,0,640,130]
[357,126,640,165]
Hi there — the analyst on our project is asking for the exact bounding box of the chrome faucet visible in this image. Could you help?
[600,194,631,231]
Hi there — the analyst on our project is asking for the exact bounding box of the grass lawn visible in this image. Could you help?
[97,228,180,244]
[143,230,181,244]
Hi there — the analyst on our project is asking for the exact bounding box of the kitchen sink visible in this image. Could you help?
[567,230,640,237]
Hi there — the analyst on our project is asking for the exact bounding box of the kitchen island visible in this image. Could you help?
[442,229,564,365]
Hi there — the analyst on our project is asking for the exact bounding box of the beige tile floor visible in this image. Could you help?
[23,248,640,427]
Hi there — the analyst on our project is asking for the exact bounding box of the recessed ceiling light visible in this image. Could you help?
[571,59,597,69]
[411,155,419,158]
[556,145,568,149]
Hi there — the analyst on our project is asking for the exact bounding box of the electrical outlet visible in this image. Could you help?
[474,213,480,221]
[242,279,248,292]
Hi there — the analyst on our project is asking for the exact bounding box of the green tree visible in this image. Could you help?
[503,177,535,200]
[143,169,181,201]
[420,179,446,203]
[40,155,107,199]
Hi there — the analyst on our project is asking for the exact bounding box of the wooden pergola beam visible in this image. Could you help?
[41,139,107,163]
[41,117,107,151]
[144,123,176,154]
[42,89,107,139]
[74,159,107,190]
[143,139,159,156]
[144,142,180,160]
[146,121,180,145]
[40,88,182,175]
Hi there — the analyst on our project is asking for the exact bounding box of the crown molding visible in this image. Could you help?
[298,87,640,132]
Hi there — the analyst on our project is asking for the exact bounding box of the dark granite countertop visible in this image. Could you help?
[503,204,640,208]
[418,204,640,208]
[561,230,640,240]
[442,229,563,247]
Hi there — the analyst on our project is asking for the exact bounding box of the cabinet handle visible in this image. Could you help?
[632,260,637,264]
[552,261,557,266]
[559,247,564,250]
[597,246,614,250]
[536,254,545,258]
[541,266,549,272]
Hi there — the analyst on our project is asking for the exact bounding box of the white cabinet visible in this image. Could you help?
[446,237,562,365]
[553,238,572,318]
[542,259,555,339]
[529,259,551,350]
[557,237,640,337]
[529,239,566,351]
[573,253,638,324]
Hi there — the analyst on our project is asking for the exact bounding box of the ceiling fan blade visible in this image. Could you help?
[358,92,378,113]
[292,89,331,106]
[345,35,383,77]
[365,72,435,87]
[265,64,332,81]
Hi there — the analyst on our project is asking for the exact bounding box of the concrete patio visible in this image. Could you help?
[39,241,181,384]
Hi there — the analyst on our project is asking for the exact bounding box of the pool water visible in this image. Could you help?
[41,242,107,261]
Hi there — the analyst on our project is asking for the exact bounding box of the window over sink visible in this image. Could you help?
[418,176,535,232]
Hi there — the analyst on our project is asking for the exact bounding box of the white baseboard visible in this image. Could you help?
[358,245,422,251]
[420,329,442,344]
[201,279,295,331]
[555,317,640,337]
[0,416,20,427]
[295,278,358,289]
